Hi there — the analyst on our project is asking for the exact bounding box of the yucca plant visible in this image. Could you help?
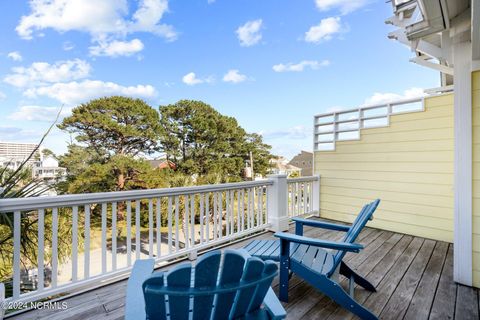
[0,112,64,295]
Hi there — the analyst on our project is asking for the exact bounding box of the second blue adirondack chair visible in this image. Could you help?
[125,249,286,320]
[244,199,381,320]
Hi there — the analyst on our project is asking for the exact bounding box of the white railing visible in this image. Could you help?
[0,180,273,306]
[314,97,424,151]
[287,176,320,218]
[0,175,319,307]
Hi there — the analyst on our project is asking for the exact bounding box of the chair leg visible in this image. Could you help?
[279,255,290,302]
[340,262,376,292]
[309,275,378,320]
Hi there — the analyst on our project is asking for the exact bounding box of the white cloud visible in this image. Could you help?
[182,72,202,85]
[260,125,312,140]
[236,19,263,47]
[182,72,213,86]
[24,80,157,105]
[305,17,343,43]
[8,106,71,122]
[0,126,43,140]
[7,51,23,62]
[315,0,370,15]
[4,59,91,88]
[89,38,144,57]
[0,91,6,100]
[273,60,330,72]
[362,87,426,106]
[223,69,247,83]
[16,0,176,41]
[63,41,75,51]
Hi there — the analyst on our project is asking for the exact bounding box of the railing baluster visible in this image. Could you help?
[240,189,245,231]
[308,182,313,213]
[301,183,305,214]
[253,188,256,226]
[296,183,301,216]
[127,201,132,267]
[168,196,173,254]
[184,195,190,249]
[262,186,266,223]
[219,192,223,238]
[156,198,161,258]
[174,196,179,252]
[112,202,117,271]
[38,209,45,290]
[84,205,90,279]
[248,188,255,229]
[213,192,217,240]
[190,194,195,246]
[205,194,210,242]
[304,183,309,214]
[135,200,140,260]
[236,190,241,233]
[13,211,20,299]
[71,206,78,282]
[51,208,58,287]
[257,187,262,226]
[226,191,230,236]
[290,184,294,217]
[230,190,234,234]
[148,199,153,258]
[199,194,204,244]
[101,203,107,273]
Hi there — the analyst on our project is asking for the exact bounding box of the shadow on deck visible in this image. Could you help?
[8,218,480,320]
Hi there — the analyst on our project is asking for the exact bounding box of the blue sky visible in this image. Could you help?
[0,0,438,158]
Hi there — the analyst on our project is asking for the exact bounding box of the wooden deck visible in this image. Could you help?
[8,218,480,320]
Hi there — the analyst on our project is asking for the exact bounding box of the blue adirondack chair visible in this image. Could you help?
[125,249,286,320]
[244,199,380,320]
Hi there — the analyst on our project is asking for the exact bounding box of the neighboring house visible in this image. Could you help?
[149,159,177,170]
[269,157,301,177]
[32,156,66,182]
[0,157,25,171]
[288,151,313,176]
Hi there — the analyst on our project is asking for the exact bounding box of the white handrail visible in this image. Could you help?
[0,180,273,212]
[286,176,319,183]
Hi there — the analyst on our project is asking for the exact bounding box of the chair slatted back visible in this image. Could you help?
[142,249,277,320]
[329,199,380,275]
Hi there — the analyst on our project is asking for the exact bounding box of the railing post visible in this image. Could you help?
[312,175,320,217]
[0,282,5,320]
[266,174,289,232]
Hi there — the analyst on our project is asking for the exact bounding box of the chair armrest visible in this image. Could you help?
[274,233,363,252]
[125,259,155,320]
[263,287,286,319]
[292,218,350,232]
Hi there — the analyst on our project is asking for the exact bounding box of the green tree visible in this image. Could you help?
[159,100,273,181]
[58,147,168,194]
[58,96,162,191]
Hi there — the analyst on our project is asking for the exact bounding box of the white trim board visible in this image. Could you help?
[453,41,473,286]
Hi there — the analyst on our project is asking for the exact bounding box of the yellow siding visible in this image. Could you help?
[314,93,454,243]
[472,71,480,288]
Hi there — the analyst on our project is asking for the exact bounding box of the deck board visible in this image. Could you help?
[6,218,479,320]
[455,285,479,320]
[404,241,448,320]
[379,239,436,319]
